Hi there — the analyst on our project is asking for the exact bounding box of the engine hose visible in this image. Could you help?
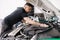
[37,22,54,34]
[19,22,54,37]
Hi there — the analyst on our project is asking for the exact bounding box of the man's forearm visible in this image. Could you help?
[23,17,41,26]
[23,17,48,27]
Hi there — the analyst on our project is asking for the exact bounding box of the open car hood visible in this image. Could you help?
[25,0,60,16]
[25,0,60,21]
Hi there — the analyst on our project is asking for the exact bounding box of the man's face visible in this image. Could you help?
[24,5,32,13]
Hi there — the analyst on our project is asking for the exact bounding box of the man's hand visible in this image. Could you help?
[39,24,49,27]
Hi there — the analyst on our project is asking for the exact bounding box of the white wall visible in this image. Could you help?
[0,0,26,19]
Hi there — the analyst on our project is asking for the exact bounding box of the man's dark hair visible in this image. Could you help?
[25,3,34,8]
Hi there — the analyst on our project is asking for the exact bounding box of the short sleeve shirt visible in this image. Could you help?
[4,7,28,26]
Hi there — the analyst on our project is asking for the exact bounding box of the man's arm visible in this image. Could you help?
[23,17,48,27]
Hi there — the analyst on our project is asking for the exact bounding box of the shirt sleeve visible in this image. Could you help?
[20,13,28,20]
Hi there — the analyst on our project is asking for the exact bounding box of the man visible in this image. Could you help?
[0,3,48,35]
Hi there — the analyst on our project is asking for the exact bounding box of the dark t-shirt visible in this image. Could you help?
[4,7,28,26]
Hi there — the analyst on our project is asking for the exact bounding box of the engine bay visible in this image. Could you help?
[0,13,60,40]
